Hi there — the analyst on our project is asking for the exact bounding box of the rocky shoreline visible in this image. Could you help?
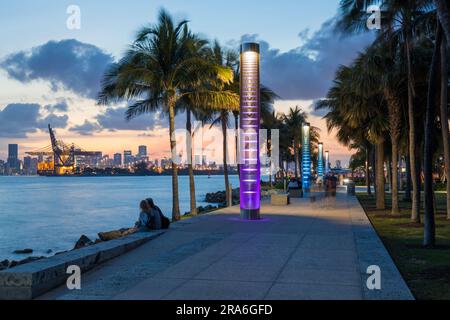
[0,189,238,272]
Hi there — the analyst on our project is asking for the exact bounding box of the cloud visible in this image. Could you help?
[0,103,68,138]
[44,100,69,113]
[0,39,113,99]
[238,17,374,100]
[69,120,102,136]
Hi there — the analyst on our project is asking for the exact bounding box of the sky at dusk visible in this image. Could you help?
[0,0,375,166]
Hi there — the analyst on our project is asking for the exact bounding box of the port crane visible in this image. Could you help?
[26,124,101,175]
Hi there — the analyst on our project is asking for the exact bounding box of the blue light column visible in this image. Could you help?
[325,151,330,175]
[318,143,324,181]
[302,123,311,191]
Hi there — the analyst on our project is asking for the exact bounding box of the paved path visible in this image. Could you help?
[39,192,413,300]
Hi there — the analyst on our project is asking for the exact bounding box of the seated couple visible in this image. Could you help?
[135,198,169,231]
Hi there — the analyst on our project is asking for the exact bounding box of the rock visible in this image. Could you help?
[9,261,18,268]
[205,188,240,204]
[98,228,135,241]
[13,248,33,254]
[73,235,94,250]
[94,239,103,244]
[55,250,68,256]
[0,259,9,271]
[46,249,53,254]
[16,256,44,266]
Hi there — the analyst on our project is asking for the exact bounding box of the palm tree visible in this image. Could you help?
[98,9,238,221]
[317,57,389,209]
[435,0,450,41]
[423,22,442,246]
[283,107,307,179]
[337,0,434,222]
[440,24,450,220]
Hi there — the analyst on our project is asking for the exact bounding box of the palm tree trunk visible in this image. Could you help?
[376,141,386,210]
[366,146,372,195]
[391,142,400,214]
[294,144,300,179]
[385,88,402,214]
[186,110,197,216]
[404,150,412,202]
[371,146,377,196]
[406,33,421,223]
[221,112,231,206]
[424,23,442,247]
[435,0,450,42]
[168,98,181,221]
[440,31,450,220]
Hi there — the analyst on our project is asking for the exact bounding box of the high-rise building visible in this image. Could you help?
[7,144,20,173]
[336,160,342,169]
[194,155,201,166]
[202,155,207,166]
[138,145,147,158]
[124,150,133,165]
[113,153,122,167]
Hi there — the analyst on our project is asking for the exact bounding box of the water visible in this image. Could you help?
[0,175,239,261]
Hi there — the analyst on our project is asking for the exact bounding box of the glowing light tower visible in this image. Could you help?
[325,151,330,175]
[302,123,311,191]
[239,42,261,220]
[318,143,324,181]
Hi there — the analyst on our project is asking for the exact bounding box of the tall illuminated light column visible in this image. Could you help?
[325,151,330,175]
[318,143,324,181]
[239,43,261,220]
[302,123,311,191]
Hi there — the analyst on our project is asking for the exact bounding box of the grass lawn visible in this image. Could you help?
[357,193,450,300]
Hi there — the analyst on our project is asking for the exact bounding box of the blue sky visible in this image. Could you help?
[0,0,338,57]
[0,1,374,164]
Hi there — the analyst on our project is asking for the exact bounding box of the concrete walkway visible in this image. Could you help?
[39,192,413,300]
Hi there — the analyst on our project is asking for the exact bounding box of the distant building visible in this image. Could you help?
[202,155,207,166]
[194,155,201,167]
[113,153,122,167]
[138,145,148,158]
[124,150,133,165]
[23,156,38,175]
[335,160,342,169]
[0,160,5,175]
[7,144,20,174]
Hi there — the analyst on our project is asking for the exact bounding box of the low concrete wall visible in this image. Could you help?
[0,231,164,300]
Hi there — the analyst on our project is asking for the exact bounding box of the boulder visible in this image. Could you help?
[98,228,136,241]
[0,259,9,271]
[73,235,94,250]
[13,248,33,254]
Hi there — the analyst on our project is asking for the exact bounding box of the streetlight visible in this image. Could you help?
[239,42,261,220]
[302,123,311,191]
[318,143,324,181]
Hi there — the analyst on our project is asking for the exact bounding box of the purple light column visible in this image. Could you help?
[240,42,261,220]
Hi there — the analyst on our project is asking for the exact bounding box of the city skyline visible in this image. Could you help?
[0,1,374,166]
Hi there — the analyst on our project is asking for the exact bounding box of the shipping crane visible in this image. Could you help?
[26,124,101,175]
